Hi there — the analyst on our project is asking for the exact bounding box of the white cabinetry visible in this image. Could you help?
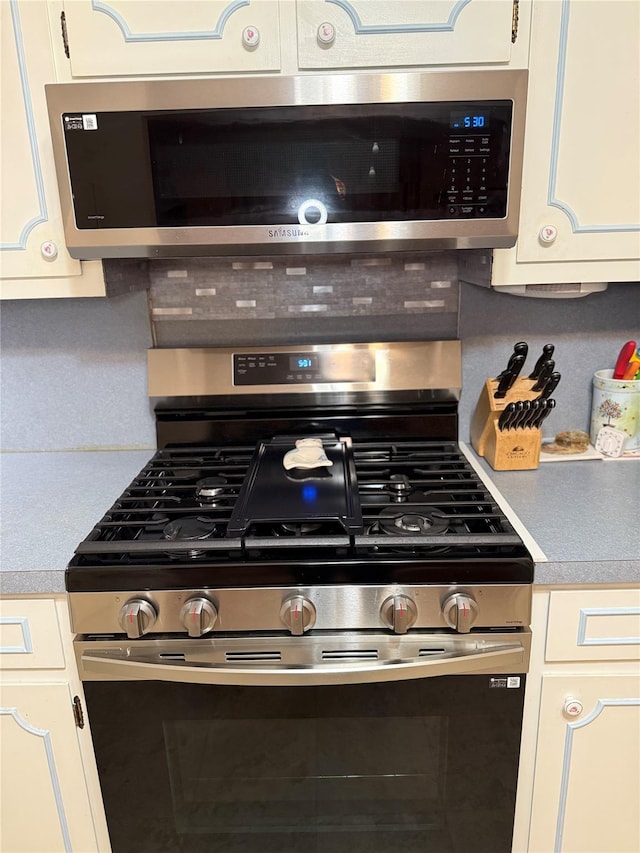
[0,0,104,299]
[296,0,518,70]
[60,0,281,77]
[515,588,640,853]
[0,597,110,852]
[492,0,640,288]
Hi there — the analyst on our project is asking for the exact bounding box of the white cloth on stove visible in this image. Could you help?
[283,437,333,470]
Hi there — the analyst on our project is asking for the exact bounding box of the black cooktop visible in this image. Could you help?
[66,439,534,592]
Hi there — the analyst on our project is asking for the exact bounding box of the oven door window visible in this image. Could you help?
[84,675,524,853]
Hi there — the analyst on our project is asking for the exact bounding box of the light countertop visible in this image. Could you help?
[1,450,638,595]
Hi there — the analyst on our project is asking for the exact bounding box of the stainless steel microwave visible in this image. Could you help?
[45,70,527,260]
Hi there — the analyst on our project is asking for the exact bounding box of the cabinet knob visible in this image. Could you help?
[563,697,583,717]
[539,225,558,244]
[242,26,260,48]
[40,241,58,260]
[317,22,336,44]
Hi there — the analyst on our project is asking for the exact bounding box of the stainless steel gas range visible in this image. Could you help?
[69,341,533,853]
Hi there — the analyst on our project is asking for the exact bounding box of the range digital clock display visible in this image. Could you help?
[289,355,318,371]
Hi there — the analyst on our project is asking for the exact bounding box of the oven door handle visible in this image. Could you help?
[81,643,526,685]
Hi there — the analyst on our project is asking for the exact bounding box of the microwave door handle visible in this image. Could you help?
[81,643,526,686]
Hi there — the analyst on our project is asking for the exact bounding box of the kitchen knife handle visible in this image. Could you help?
[496,341,529,381]
[494,372,512,398]
[535,398,556,430]
[506,354,526,390]
[537,371,561,400]
[523,399,540,429]
[531,359,555,392]
[529,344,555,379]
[498,402,515,431]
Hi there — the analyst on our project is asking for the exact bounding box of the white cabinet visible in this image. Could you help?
[0,0,104,299]
[492,0,640,287]
[60,0,281,77]
[529,673,639,853]
[516,588,640,853]
[296,0,519,70]
[0,597,110,852]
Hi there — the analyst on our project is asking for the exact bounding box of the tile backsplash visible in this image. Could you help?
[106,253,461,346]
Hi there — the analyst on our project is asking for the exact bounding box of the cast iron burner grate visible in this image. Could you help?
[70,440,527,564]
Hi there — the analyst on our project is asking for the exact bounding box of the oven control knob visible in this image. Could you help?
[180,597,218,638]
[442,593,478,633]
[381,594,418,634]
[280,595,316,635]
[118,599,157,639]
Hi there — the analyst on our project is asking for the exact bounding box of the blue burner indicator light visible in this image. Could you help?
[302,484,318,503]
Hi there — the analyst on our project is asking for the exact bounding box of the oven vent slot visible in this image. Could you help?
[159,653,186,661]
[225,651,282,662]
[419,648,447,656]
[322,650,379,661]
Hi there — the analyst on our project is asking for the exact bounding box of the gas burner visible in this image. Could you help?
[388,474,412,502]
[277,521,324,536]
[376,507,449,537]
[196,476,229,506]
[163,517,218,558]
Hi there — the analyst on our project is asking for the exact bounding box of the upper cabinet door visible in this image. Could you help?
[514,0,640,264]
[62,0,281,77]
[297,0,516,69]
[0,0,104,295]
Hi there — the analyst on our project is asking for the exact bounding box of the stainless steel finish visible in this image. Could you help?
[380,594,418,634]
[75,630,531,685]
[179,597,218,638]
[280,595,316,635]
[147,340,461,397]
[442,593,479,633]
[69,584,530,636]
[117,599,157,639]
[45,70,527,259]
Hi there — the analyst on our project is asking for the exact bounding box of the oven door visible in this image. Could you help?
[79,635,527,853]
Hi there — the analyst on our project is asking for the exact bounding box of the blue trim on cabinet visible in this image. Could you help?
[326,0,472,34]
[577,607,640,646]
[0,707,73,852]
[90,0,250,42]
[548,0,640,233]
[0,616,33,654]
[0,0,48,252]
[555,697,640,852]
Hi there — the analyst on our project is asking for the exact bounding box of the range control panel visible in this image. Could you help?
[233,351,376,385]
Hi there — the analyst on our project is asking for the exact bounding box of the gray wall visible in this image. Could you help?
[1,279,638,451]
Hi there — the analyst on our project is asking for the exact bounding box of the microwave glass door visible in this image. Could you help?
[84,674,524,853]
[62,102,513,231]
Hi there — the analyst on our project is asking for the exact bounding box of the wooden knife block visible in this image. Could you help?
[470,377,542,471]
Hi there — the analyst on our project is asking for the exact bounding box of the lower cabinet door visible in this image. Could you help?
[528,673,640,853]
[0,682,100,853]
